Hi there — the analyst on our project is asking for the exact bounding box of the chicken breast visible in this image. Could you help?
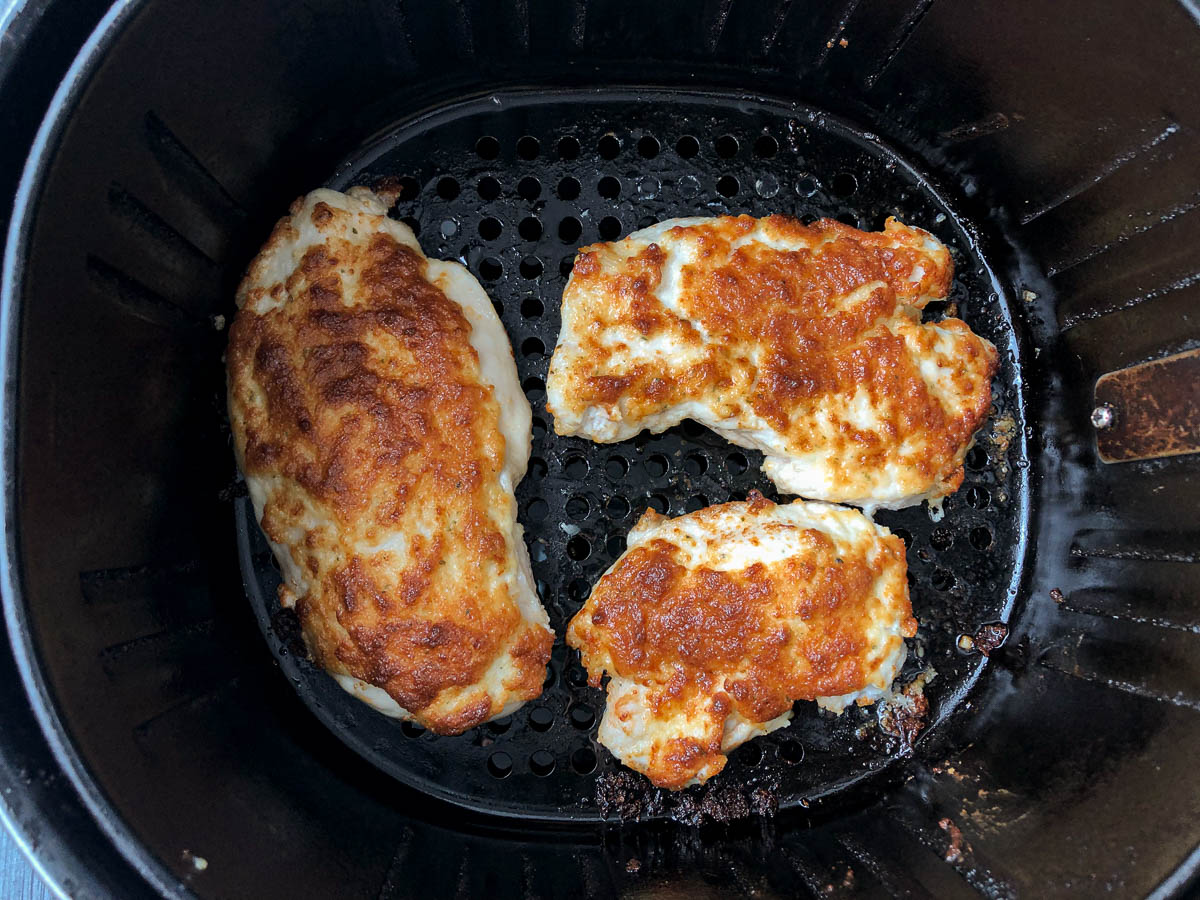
[546,215,999,510]
[566,492,915,789]
[227,187,552,734]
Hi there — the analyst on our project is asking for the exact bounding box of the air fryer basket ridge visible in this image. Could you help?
[237,88,1030,823]
[2,0,1199,897]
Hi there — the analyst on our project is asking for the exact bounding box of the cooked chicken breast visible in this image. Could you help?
[546,215,998,510]
[227,187,552,734]
[567,492,915,789]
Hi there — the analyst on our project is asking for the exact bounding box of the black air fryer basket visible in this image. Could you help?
[2,2,1199,898]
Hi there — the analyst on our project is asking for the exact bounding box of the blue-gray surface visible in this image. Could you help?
[0,825,53,899]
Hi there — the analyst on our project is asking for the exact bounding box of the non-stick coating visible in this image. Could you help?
[236,88,1030,823]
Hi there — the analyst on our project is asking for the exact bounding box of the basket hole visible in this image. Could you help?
[521,336,545,358]
[519,216,543,241]
[717,175,739,197]
[475,135,500,159]
[932,568,957,591]
[647,494,669,514]
[571,747,598,775]
[726,451,748,475]
[401,720,426,738]
[831,171,858,197]
[543,666,557,690]
[436,176,459,200]
[520,256,544,279]
[529,456,547,479]
[477,176,501,201]
[681,420,706,438]
[518,176,542,200]
[566,495,591,519]
[569,703,596,729]
[522,376,545,398]
[755,173,780,198]
[565,455,590,478]
[557,135,581,159]
[605,533,625,557]
[557,176,581,200]
[559,217,583,243]
[637,134,661,158]
[400,216,421,237]
[969,525,993,550]
[560,256,576,277]
[527,498,549,521]
[598,134,621,159]
[780,740,805,764]
[567,665,589,687]
[645,454,669,478]
[965,446,989,471]
[683,452,708,476]
[479,257,503,281]
[930,528,954,551]
[530,750,556,777]
[754,134,779,158]
[795,175,820,197]
[715,134,739,158]
[529,707,554,732]
[892,527,913,547]
[606,495,630,518]
[676,135,700,158]
[567,536,591,560]
[491,299,503,317]
[440,219,458,238]
[568,577,591,602]
[967,485,990,509]
[598,176,621,199]
[517,135,540,160]
[478,217,503,240]
[605,455,628,478]
[487,716,512,734]
[396,176,419,201]
[678,174,701,198]
[521,297,544,319]
[598,217,622,241]
[684,495,708,513]
[487,751,513,778]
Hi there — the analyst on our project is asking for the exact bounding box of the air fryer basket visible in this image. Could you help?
[2,1,1199,898]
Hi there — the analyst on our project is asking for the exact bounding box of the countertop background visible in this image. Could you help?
[1,825,53,899]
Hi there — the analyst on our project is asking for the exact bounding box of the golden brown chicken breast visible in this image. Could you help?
[567,492,915,789]
[546,215,998,510]
[228,187,552,734]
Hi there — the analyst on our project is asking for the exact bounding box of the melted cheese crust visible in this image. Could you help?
[228,188,552,734]
[567,494,915,789]
[546,215,999,508]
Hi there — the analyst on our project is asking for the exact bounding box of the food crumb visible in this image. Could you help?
[626,857,642,875]
[1050,587,1065,603]
[212,314,226,331]
[182,850,208,872]
[939,818,964,863]
[973,622,1009,656]
[838,37,849,47]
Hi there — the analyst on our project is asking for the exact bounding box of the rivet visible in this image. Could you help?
[1090,404,1115,429]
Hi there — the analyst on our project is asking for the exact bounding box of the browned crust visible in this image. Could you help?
[551,215,998,499]
[228,198,550,734]
[567,493,914,787]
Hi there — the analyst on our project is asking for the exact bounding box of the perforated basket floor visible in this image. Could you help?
[234,88,1029,823]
